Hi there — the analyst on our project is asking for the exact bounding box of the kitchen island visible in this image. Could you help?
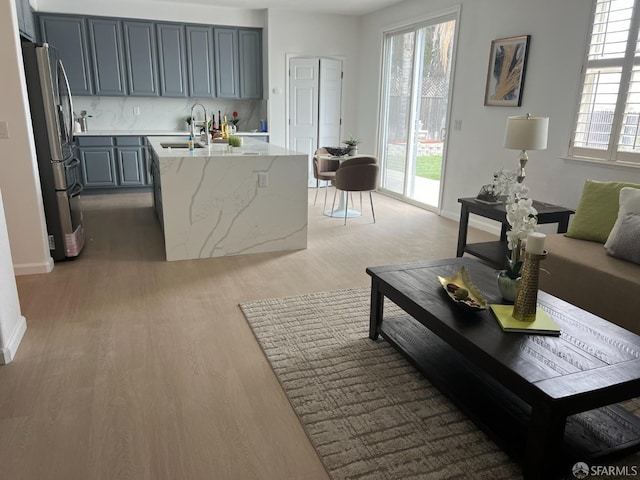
[148,136,307,261]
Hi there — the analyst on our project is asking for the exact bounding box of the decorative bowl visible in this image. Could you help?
[324,146,350,157]
[437,266,489,312]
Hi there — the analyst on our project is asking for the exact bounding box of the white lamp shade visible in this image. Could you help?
[503,115,549,150]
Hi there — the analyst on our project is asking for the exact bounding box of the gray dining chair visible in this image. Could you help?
[331,156,379,225]
[312,147,339,210]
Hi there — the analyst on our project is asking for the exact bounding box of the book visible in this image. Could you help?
[490,304,561,336]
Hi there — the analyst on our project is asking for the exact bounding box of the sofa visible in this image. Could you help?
[539,180,640,335]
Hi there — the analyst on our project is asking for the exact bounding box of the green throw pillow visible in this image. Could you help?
[565,179,640,243]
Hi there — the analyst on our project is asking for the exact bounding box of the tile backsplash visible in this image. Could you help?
[73,96,267,132]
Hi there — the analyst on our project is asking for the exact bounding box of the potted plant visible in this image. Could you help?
[498,181,538,301]
[229,111,240,133]
[342,135,361,156]
[228,135,243,149]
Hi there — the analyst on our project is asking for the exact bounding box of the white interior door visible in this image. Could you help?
[288,57,343,187]
[318,58,343,148]
[288,58,319,186]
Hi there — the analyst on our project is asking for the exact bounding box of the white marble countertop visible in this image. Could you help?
[147,136,295,158]
[149,136,307,262]
[74,130,269,137]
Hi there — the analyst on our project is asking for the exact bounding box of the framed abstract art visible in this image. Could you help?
[484,35,530,107]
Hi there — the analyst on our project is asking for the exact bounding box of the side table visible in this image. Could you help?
[456,197,574,269]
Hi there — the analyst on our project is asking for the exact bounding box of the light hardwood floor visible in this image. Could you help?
[3,190,494,480]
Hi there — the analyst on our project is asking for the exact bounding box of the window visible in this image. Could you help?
[378,11,458,209]
[570,0,640,165]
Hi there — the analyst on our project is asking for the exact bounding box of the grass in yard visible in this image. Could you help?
[416,155,442,181]
[385,152,442,181]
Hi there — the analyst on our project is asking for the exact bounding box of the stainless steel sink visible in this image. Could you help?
[161,142,203,149]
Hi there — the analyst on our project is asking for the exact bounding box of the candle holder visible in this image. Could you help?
[512,251,547,322]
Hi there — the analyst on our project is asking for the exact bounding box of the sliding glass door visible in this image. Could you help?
[379,14,458,209]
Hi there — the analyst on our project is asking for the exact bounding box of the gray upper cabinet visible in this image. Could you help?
[39,16,93,95]
[16,0,36,40]
[22,2,35,41]
[88,19,127,96]
[123,21,158,97]
[38,14,262,99]
[15,0,23,33]
[214,27,239,99]
[186,26,215,98]
[156,24,188,97]
[238,29,262,99]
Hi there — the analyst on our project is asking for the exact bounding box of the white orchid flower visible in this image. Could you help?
[501,177,539,265]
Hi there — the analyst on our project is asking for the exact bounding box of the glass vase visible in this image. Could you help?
[497,271,520,303]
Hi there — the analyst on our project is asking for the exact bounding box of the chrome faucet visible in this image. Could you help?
[190,103,210,145]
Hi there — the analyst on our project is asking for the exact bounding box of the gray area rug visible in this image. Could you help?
[240,287,524,479]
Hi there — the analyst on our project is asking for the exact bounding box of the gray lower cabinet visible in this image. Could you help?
[238,29,262,99]
[123,21,158,96]
[117,148,146,185]
[186,25,215,98]
[214,27,239,98]
[39,16,93,95]
[88,18,127,96]
[80,147,118,187]
[157,24,188,97]
[144,141,153,186]
[145,154,153,186]
[151,152,163,229]
[77,136,149,190]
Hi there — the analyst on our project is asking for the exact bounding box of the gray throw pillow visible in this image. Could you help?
[606,212,640,264]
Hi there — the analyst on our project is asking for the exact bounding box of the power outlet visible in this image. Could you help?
[133,106,141,116]
[258,172,268,187]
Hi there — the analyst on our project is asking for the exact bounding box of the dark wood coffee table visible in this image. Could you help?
[366,258,640,480]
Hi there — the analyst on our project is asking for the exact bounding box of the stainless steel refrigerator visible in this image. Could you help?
[22,42,84,261]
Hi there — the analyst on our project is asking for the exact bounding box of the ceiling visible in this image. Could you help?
[156,0,407,15]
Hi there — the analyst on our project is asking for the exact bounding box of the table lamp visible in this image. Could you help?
[504,114,549,183]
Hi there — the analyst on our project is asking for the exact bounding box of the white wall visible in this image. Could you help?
[358,0,640,222]
[265,9,361,149]
[1,0,53,275]
[0,189,27,364]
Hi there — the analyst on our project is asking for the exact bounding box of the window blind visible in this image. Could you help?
[571,0,640,164]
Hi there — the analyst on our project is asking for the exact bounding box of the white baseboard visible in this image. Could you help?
[0,315,27,365]
[13,257,54,276]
